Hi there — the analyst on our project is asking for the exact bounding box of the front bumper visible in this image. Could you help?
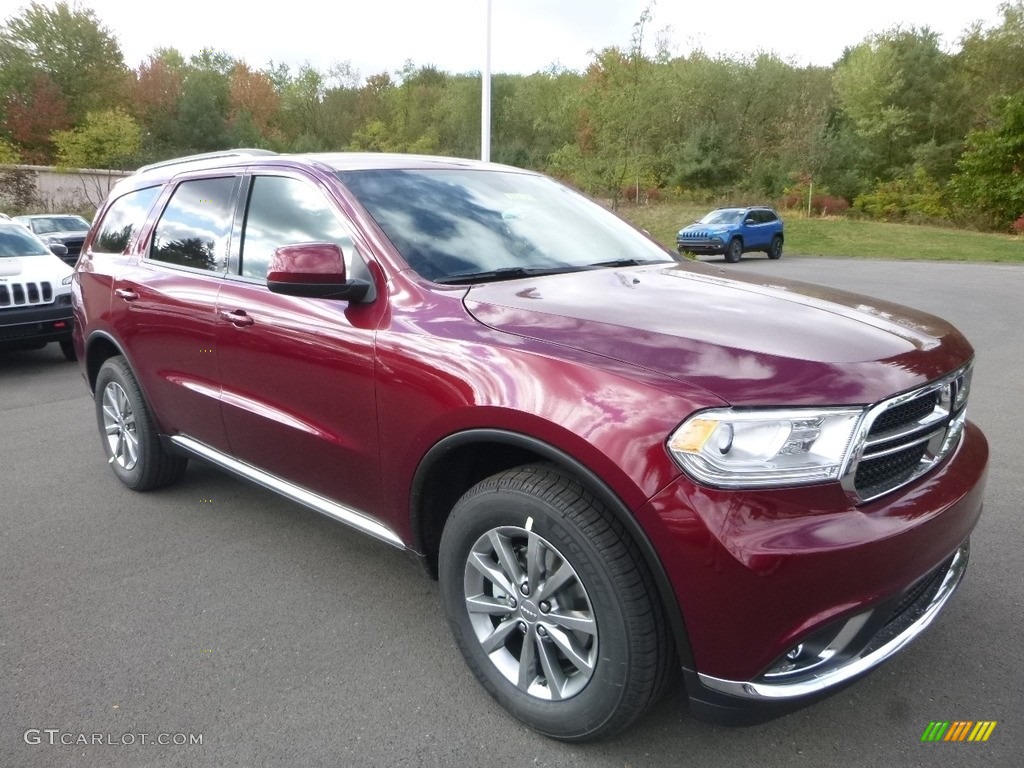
[636,420,987,724]
[676,239,725,255]
[0,300,75,345]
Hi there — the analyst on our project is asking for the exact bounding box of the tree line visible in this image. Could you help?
[2,2,1023,231]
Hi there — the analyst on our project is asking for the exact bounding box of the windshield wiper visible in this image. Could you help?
[586,257,672,268]
[435,265,590,285]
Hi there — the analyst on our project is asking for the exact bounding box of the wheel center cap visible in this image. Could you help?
[518,599,540,623]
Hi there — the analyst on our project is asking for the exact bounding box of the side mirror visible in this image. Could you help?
[49,242,69,257]
[266,242,372,302]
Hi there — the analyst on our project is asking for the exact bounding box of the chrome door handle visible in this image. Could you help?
[114,288,138,301]
[219,309,254,327]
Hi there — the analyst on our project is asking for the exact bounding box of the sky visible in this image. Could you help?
[0,0,1011,80]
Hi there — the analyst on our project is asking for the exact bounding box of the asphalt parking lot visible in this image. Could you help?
[3,257,1021,768]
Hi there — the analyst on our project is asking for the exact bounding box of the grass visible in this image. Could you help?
[619,202,1024,263]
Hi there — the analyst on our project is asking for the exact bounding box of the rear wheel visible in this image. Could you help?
[94,356,187,491]
[725,238,742,263]
[767,235,783,260]
[438,465,674,741]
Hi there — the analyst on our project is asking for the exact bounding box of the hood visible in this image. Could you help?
[0,254,73,283]
[463,263,973,406]
[679,222,729,236]
[43,231,88,242]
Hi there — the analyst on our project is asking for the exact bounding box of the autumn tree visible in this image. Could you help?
[1,73,71,163]
[228,63,280,146]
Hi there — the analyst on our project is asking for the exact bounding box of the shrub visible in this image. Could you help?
[1013,215,1024,235]
[853,168,951,223]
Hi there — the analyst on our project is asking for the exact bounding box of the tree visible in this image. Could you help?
[132,52,185,160]
[951,92,1024,228]
[834,27,956,182]
[0,1,130,122]
[0,137,19,164]
[53,108,142,170]
[1,73,71,163]
[228,63,280,143]
[955,1,1024,129]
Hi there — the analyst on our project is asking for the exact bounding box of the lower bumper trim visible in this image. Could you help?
[697,540,970,701]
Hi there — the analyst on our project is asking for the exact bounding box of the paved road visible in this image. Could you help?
[3,258,1022,767]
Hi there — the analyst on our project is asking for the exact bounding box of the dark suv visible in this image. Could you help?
[72,150,987,741]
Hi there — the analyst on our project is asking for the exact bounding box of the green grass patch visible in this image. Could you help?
[619,202,1024,263]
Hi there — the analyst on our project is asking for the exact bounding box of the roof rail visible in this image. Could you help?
[135,149,278,175]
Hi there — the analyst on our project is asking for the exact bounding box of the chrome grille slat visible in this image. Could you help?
[842,363,972,504]
[862,427,945,459]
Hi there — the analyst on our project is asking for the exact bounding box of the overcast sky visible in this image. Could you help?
[0,0,1010,79]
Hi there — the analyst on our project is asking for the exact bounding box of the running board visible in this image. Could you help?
[170,435,405,550]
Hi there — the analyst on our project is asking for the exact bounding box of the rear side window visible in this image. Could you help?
[91,186,161,254]
[150,177,237,272]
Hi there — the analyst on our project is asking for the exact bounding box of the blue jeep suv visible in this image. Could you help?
[677,207,784,263]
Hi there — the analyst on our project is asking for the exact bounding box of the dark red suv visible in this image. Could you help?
[72,150,987,740]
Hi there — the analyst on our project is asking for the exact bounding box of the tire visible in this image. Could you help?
[725,237,742,263]
[94,356,187,491]
[59,338,77,361]
[438,465,674,741]
[767,235,783,260]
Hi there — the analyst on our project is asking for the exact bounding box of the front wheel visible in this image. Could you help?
[725,238,742,263]
[767,235,783,260]
[59,338,76,361]
[94,356,187,491]
[438,465,674,741]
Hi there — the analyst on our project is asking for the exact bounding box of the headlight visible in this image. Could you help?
[62,275,73,285]
[668,407,865,488]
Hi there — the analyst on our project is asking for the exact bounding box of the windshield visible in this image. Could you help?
[698,210,744,226]
[0,225,51,257]
[336,169,674,283]
[28,216,90,234]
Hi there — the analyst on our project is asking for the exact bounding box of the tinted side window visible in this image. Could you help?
[763,211,778,223]
[150,177,236,272]
[240,176,353,280]
[92,186,161,254]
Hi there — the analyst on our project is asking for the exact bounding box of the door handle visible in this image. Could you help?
[219,309,254,327]
[114,288,138,301]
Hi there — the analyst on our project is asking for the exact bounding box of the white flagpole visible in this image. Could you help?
[482,0,492,162]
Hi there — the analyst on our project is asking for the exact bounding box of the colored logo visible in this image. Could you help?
[921,721,997,742]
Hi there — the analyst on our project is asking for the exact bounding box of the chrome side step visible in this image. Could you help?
[170,435,405,550]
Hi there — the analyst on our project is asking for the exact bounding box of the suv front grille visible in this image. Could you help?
[0,281,54,307]
[843,363,972,503]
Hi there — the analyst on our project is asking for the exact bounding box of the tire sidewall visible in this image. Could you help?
[439,482,632,740]
[94,359,147,489]
[726,238,742,262]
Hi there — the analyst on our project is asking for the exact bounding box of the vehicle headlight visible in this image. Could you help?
[62,275,73,285]
[668,407,865,487]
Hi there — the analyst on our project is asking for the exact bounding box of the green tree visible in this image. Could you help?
[834,27,956,182]
[951,92,1024,229]
[0,136,19,164]
[0,1,130,122]
[53,108,142,170]
[955,1,1024,129]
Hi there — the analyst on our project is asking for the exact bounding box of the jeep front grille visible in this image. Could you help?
[842,363,972,503]
[0,281,54,307]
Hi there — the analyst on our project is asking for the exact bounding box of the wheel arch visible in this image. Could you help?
[84,330,129,393]
[410,428,696,669]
